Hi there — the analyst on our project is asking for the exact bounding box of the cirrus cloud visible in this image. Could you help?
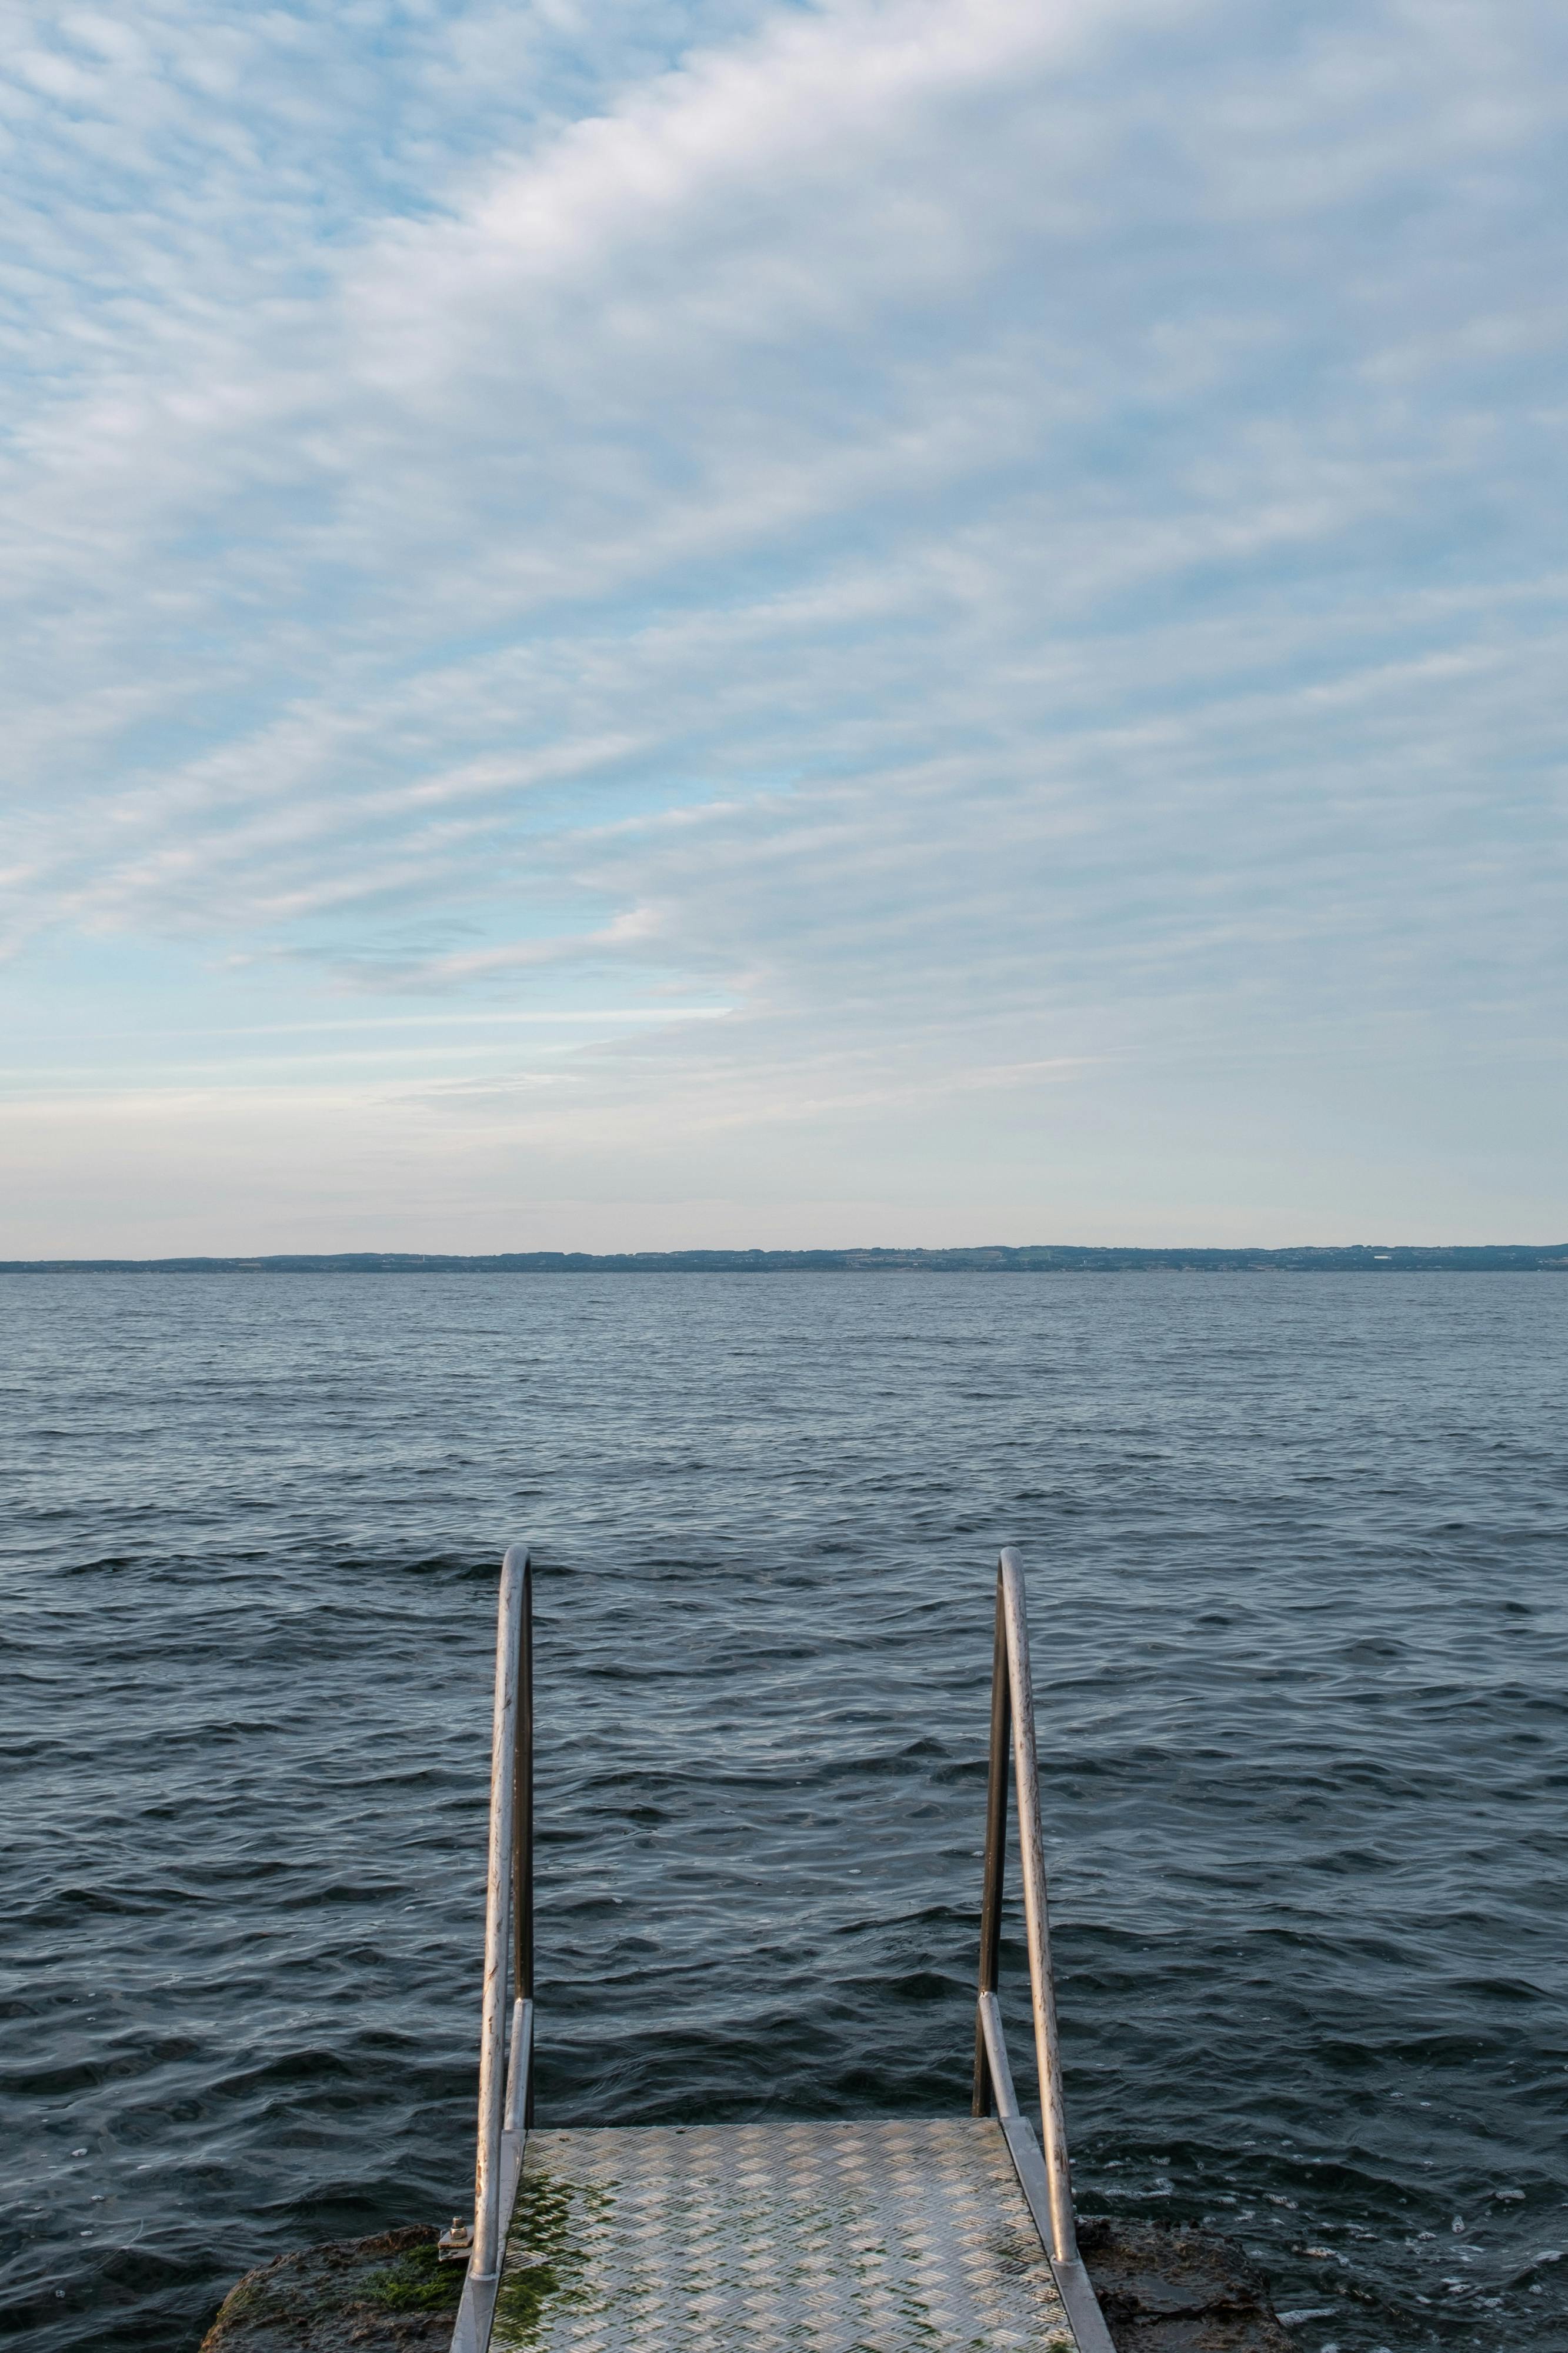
[1,0,1565,1250]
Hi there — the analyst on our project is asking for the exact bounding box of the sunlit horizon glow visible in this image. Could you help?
[2,0,1564,1255]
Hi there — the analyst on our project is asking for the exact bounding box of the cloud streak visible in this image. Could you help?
[1,0,1565,1247]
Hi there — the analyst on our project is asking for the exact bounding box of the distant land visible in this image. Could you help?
[4,1245,1567,1274]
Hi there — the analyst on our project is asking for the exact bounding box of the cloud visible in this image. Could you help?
[1,0,1566,1245]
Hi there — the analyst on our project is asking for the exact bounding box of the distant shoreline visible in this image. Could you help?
[4,1245,1567,1274]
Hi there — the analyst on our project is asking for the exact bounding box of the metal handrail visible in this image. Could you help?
[451,1543,534,2353]
[972,1547,1115,2353]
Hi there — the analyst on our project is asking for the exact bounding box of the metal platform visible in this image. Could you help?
[489,2119,1076,2353]
[450,1547,1115,2353]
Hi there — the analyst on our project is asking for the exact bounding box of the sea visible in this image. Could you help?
[2,1270,1565,2352]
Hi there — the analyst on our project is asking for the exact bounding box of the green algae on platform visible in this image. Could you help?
[492,2120,1079,2351]
[491,2165,611,2347]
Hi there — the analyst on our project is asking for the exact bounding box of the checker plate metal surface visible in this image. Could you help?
[489,2117,1076,2352]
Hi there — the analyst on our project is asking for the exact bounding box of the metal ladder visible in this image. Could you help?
[449,1543,1113,2353]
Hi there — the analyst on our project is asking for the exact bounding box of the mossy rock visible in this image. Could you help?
[1079,2218,1300,2351]
[200,2225,463,2351]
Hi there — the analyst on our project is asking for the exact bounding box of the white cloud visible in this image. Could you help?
[1,0,1565,1247]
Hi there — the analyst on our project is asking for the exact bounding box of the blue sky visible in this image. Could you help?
[2,0,1565,1253]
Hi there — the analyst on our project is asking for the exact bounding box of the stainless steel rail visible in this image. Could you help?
[972,1547,1116,2353]
[451,1543,533,2353]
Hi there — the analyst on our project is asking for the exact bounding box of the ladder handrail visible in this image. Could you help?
[972,1546,1076,2257]
[972,1549,1116,2353]
[470,1542,533,2280]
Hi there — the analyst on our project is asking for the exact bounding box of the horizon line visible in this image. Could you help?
[4,1243,1567,1274]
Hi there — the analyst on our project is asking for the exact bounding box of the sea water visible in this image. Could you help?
[2,1270,1564,2350]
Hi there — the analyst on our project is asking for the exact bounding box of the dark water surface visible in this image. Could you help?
[3,1272,1566,2353]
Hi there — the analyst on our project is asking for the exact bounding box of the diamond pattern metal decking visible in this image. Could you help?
[488,2117,1076,2352]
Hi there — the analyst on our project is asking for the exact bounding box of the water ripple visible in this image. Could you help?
[2,1271,1566,2349]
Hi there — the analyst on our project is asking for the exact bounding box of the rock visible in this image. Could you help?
[198,2224,463,2352]
[202,2213,1298,2351]
[1079,2218,1299,2351]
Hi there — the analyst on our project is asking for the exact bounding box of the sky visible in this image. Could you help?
[2,0,1566,1255]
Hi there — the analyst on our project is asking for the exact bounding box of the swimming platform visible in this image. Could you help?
[446,1546,1115,2353]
